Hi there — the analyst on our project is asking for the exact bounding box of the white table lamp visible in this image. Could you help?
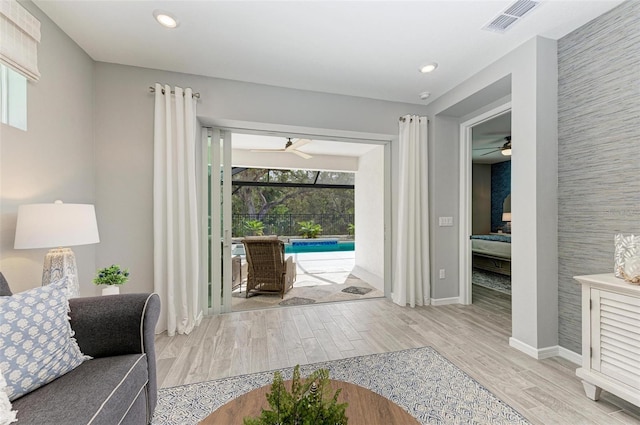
[502,212,512,234]
[14,200,100,298]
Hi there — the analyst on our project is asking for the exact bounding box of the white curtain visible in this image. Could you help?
[392,115,430,307]
[153,83,202,336]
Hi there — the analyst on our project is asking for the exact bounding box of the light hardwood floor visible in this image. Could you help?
[155,286,640,424]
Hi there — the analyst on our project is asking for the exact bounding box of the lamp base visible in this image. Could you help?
[42,247,79,298]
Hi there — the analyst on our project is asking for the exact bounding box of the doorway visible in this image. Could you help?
[459,103,512,307]
[204,129,391,314]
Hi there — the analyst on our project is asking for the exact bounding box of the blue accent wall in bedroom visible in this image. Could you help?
[491,160,511,232]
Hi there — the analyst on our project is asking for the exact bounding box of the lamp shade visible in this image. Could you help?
[502,212,512,222]
[14,201,100,249]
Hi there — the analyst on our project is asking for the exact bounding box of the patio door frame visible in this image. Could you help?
[201,122,393,312]
[201,128,233,315]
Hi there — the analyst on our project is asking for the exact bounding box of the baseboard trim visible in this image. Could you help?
[509,338,582,364]
[509,338,556,359]
[430,296,460,306]
[557,346,582,365]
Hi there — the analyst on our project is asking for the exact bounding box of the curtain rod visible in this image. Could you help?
[398,116,428,122]
[149,86,201,99]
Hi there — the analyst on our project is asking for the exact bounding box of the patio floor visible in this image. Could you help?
[231,251,383,311]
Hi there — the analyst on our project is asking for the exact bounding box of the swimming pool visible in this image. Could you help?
[285,240,355,254]
[231,239,355,256]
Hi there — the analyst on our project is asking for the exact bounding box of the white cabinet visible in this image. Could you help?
[574,274,640,406]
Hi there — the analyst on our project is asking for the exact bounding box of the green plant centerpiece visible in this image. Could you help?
[244,219,265,236]
[93,264,130,286]
[244,365,348,425]
[298,221,322,239]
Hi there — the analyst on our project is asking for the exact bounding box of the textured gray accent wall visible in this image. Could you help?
[558,0,640,353]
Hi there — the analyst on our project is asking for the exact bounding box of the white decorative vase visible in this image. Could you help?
[102,286,120,296]
[623,256,640,283]
[614,234,640,278]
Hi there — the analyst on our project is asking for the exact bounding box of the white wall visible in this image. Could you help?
[353,146,384,290]
[0,1,96,294]
[426,36,559,353]
[93,62,428,294]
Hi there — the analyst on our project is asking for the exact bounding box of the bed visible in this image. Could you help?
[471,234,511,276]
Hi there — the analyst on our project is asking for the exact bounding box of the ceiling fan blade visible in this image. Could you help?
[473,147,501,150]
[291,150,312,159]
[250,149,286,153]
[480,149,500,156]
[287,138,311,150]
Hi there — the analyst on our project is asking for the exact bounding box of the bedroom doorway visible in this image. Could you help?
[459,104,511,308]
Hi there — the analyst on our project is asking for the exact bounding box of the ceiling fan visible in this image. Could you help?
[250,138,313,159]
[473,136,512,156]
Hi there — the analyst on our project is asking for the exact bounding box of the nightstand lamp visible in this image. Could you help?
[14,200,100,298]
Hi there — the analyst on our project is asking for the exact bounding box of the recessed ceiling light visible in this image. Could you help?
[153,10,179,29]
[419,91,431,100]
[419,63,438,73]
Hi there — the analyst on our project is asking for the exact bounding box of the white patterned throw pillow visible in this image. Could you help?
[0,277,90,401]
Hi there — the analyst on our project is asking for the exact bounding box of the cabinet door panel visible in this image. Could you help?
[593,290,640,390]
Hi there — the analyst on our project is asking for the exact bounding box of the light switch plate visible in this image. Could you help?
[438,217,453,227]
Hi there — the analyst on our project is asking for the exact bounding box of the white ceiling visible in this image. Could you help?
[232,133,379,157]
[34,0,624,105]
[472,111,512,164]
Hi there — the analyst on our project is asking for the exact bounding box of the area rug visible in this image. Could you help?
[232,274,383,311]
[153,347,530,425]
[472,268,512,295]
[278,296,316,306]
[341,285,372,295]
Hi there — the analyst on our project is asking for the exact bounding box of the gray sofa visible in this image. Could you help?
[0,273,161,425]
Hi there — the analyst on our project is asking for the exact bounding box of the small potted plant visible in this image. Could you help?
[244,365,348,425]
[93,264,129,296]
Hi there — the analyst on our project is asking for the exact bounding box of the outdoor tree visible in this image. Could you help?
[231,168,354,236]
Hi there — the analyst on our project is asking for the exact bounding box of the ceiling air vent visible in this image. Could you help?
[482,0,542,33]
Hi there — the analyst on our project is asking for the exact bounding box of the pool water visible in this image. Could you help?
[285,240,355,254]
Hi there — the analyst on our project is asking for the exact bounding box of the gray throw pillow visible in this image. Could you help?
[0,273,11,296]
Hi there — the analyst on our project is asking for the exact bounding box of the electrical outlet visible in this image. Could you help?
[439,269,446,279]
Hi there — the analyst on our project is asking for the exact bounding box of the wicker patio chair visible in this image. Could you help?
[242,236,296,298]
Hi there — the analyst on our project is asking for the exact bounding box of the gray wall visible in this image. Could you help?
[428,115,460,299]
[93,62,428,294]
[0,1,95,294]
[557,0,640,353]
[426,36,559,351]
[472,164,491,234]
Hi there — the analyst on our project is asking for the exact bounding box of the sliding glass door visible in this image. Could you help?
[204,128,233,314]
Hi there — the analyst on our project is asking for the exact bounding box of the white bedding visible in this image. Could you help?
[471,239,511,259]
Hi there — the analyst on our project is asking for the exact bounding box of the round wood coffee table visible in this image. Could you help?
[200,379,419,425]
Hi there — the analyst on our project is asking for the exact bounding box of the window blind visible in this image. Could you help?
[0,0,41,81]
